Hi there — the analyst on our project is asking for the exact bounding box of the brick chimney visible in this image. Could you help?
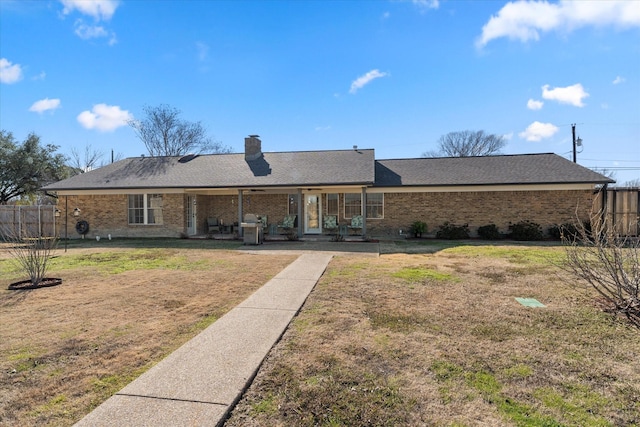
[244,135,262,161]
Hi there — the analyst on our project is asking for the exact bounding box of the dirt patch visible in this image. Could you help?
[0,246,296,426]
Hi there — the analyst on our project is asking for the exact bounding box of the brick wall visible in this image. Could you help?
[57,194,185,239]
[55,189,597,239]
[369,189,596,238]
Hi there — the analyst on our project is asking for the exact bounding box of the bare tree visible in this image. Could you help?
[0,216,59,288]
[562,211,639,327]
[70,144,103,173]
[128,104,231,157]
[423,130,506,158]
[623,178,640,188]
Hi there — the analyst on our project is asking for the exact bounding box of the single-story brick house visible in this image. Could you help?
[43,135,613,239]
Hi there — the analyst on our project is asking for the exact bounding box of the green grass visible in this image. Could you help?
[392,267,456,282]
[443,245,565,265]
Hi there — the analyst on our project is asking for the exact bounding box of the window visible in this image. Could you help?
[344,192,384,219]
[128,194,163,225]
[366,193,384,219]
[326,193,338,216]
[344,193,361,218]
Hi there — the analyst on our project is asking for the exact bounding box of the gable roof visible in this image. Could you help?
[374,153,614,187]
[44,150,613,193]
[44,149,376,191]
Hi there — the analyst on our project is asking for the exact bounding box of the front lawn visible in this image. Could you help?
[227,245,640,426]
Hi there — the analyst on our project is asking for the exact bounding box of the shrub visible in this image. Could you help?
[477,224,502,240]
[508,220,543,241]
[409,221,427,238]
[436,222,470,240]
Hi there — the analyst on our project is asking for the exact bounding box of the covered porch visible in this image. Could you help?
[183,186,371,240]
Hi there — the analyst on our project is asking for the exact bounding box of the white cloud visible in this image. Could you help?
[0,58,23,84]
[613,76,626,85]
[29,98,61,113]
[503,132,514,141]
[527,99,544,110]
[519,121,559,142]
[77,104,132,132]
[33,71,47,81]
[542,83,589,107]
[412,0,439,11]
[349,69,389,94]
[61,1,119,44]
[477,0,640,48]
[74,19,117,44]
[60,0,119,21]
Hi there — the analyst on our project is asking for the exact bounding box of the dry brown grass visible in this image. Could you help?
[0,243,296,426]
[227,246,640,426]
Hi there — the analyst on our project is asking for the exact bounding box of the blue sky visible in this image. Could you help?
[1,0,639,184]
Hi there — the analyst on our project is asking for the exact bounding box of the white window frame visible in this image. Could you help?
[343,193,384,219]
[128,194,163,225]
[366,193,384,219]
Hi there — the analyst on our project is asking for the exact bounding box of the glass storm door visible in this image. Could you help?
[187,195,197,235]
[304,194,322,234]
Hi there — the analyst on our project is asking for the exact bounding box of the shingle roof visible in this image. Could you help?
[44,150,612,192]
[44,149,376,191]
[374,153,614,187]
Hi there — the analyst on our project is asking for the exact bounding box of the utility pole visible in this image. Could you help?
[572,123,577,163]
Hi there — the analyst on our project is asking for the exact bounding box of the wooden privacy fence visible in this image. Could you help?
[0,205,58,239]
[594,188,640,237]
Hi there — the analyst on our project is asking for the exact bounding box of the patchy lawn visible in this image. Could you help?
[0,240,296,426]
[226,245,640,426]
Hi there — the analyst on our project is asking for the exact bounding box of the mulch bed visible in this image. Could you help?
[7,278,63,290]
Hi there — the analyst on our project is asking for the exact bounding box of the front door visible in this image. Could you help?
[304,194,322,234]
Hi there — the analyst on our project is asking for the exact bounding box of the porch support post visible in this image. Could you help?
[361,186,367,237]
[237,190,244,238]
[297,188,303,238]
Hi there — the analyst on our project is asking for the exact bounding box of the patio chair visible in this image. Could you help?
[323,215,338,234]
[347,215,363,235]
[207,217,220,233]
[277,214,296,233]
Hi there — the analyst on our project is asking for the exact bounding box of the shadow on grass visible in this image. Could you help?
[58,238,244,251]
[379,238,563,255]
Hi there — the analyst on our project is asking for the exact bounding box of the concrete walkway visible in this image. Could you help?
[75,252,333,427]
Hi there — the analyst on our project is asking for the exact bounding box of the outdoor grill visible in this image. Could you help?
[241,213,263,245]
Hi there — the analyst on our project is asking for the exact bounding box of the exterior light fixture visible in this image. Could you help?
[73,208,81,217]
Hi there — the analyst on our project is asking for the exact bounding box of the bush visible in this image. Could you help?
[477,224,502,240]
[409,221,427,238]
[508,220,544,241]
[436,222,470,240]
